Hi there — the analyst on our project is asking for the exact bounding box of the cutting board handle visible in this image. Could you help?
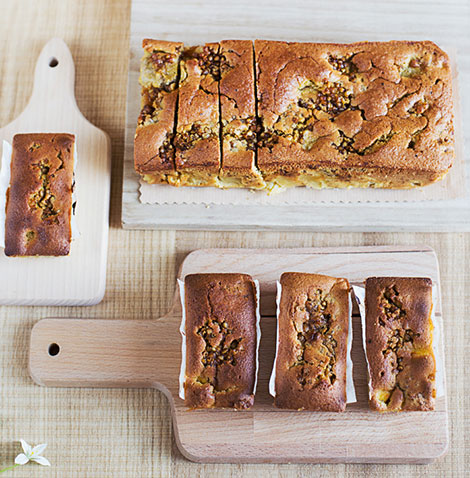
[24,37,79,116]
[29,317,181,397]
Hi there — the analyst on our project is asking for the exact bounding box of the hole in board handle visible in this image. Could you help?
[49,57,59,68]
[48,343,60,356]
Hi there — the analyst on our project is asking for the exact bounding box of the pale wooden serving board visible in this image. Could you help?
[29,246,448,464]
[122,0,470,231]
[0,38,111,305]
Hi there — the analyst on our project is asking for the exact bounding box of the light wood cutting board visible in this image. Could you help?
[0,38,111,305]
[122,0,469,232]
[29,246,448,464]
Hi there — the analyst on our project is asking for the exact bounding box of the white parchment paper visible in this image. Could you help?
[178,278,261,401]
[269,281,357,403]
[0,140,12,248]
[253,279,261,394]
[352,284,444,399]
[178,279,186,400]
[70,142,79,240]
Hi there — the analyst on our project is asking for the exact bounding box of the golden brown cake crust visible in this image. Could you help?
[134,39,183,180]
[255,40,454,189]
[5,133,75,256]
[183,273,258,409]
[219,40,265,189]
[274,272,350,411]
[142,38,182,55]
[365,277,436,412]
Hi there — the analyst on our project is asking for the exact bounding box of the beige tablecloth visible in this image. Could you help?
[0,1,468,476]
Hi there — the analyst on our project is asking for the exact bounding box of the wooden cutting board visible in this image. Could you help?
[29,246,448,463]
[122,0,469,232]
[0,38,111,305]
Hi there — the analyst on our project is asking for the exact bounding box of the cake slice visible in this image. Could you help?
[174,44,221,187]
[5,133,75,256]
[273,272,350,411]
[134,39,183,184]
[365,277,436,411]
[218,40,265,189]
[255,40,454,191]
[182,273,259,409]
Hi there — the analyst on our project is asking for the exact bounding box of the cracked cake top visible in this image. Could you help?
[365,277,435,411]
[274,272,350,411]
[5,133,75,256]
[183,273,258,409]
[255,40,454,174]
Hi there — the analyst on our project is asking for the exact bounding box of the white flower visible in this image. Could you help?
[14,440,51,466]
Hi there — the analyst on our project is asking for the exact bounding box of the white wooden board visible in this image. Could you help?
[29,246,448,463]
[0,38,111,305]
[122,0,470,231]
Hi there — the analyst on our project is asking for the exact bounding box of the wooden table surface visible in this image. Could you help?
[0,1,468,477]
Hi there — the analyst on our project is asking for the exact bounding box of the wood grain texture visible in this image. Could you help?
[0,38,111,305]
[122,0,470,231]
[29,247,448,464]
[0,0,468,477]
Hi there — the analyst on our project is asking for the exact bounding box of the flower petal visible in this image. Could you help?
[31,456,51,466]
[31,443,47,456]
[20,439,32,455]
[15,453,29,465]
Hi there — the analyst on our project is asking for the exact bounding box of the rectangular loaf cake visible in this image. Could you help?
[365,277,436,411]
[135,39,454,192]
[273,272,350,411]
[134,39,183,184]
[255,40,454,191]
[182,273,259,409]
[5,133,75,256]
